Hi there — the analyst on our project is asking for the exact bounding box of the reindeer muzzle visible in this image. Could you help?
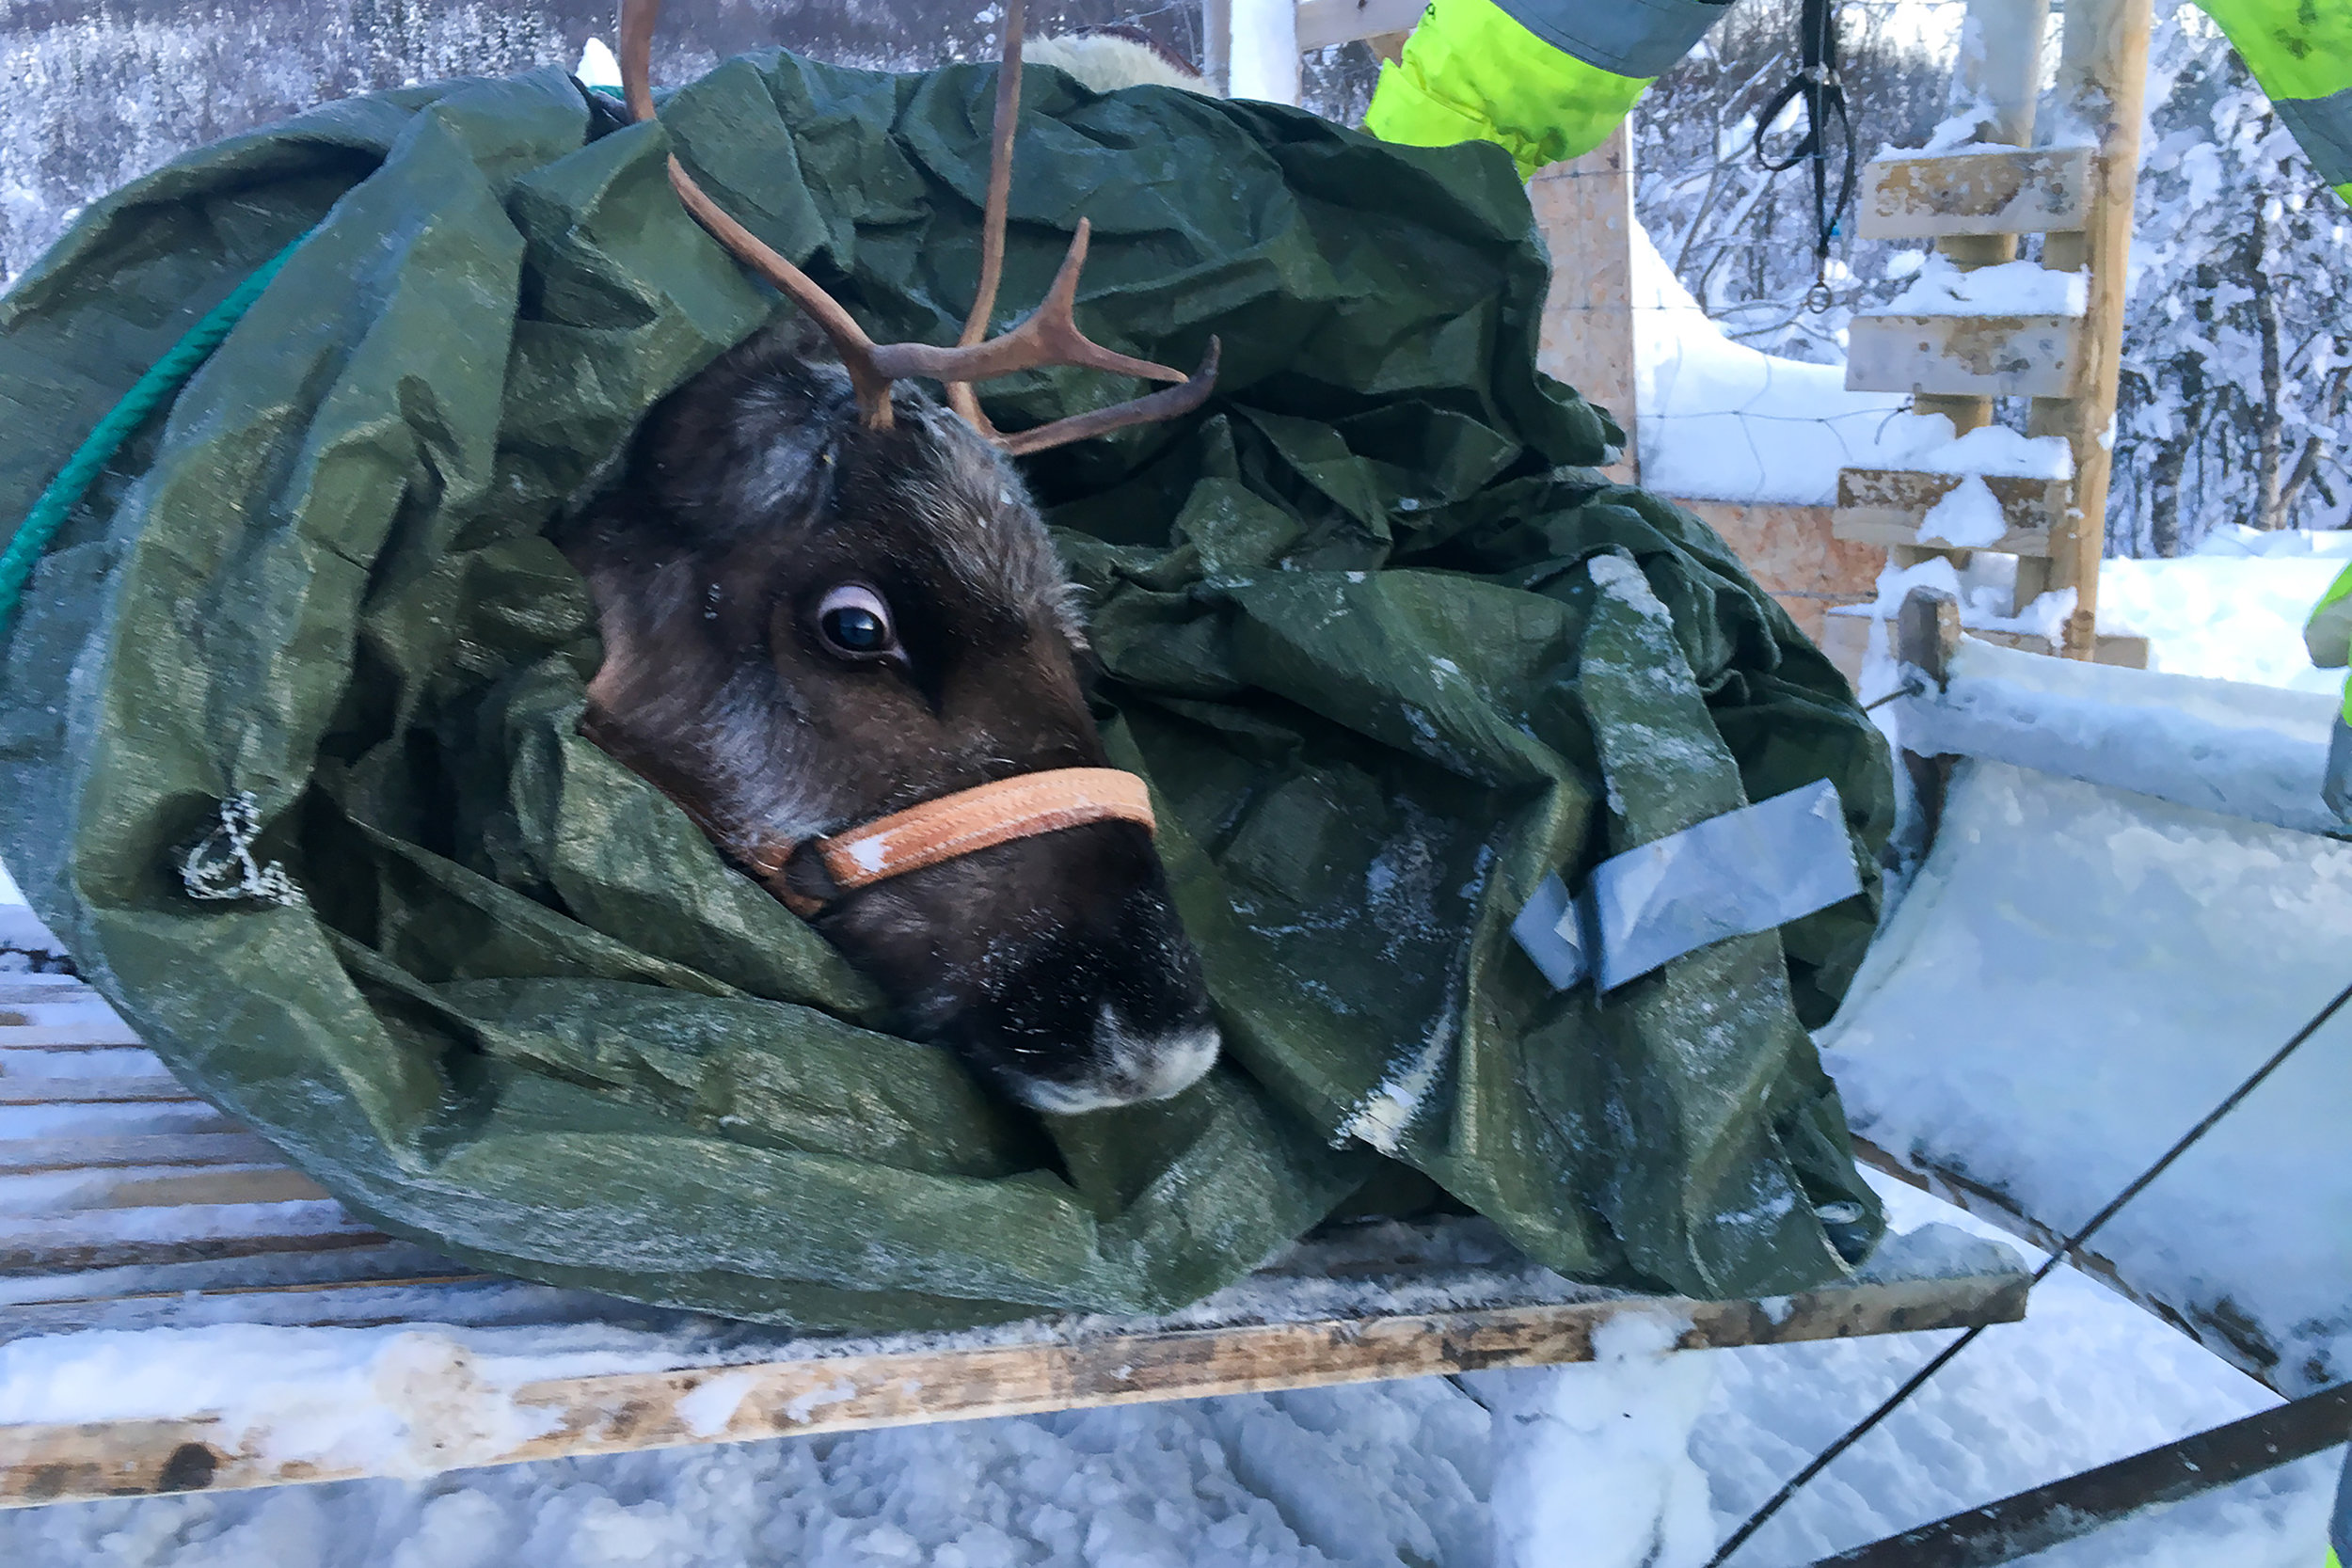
[748,768,1158,918]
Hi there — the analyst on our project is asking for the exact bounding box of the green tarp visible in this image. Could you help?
[0,55,1890,1330]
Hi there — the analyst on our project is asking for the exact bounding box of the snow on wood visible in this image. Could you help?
[1222,0,1298,104]
[1882,256,2089,318]
[1836,469,2066,555]
[1857,147,2093,240]
[1294,0,1425,52]
[0,1261,2027,1508]
[1846,312,2086,399]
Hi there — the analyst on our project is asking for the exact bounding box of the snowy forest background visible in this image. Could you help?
[0,0,2343,550]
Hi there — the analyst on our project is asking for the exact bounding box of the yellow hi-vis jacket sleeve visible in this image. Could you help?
[2200,0,2352,203]
[2307,558,2352,672]
[1367,0,2351,204]
[1364,0,1730,179]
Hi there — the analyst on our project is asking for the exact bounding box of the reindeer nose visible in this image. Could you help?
[1093,1004,1221,1102]
[1010,1006,1219,1115]
[946,841,1222,1114]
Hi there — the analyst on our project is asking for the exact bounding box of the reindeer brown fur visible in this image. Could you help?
[561,1,1223,1114]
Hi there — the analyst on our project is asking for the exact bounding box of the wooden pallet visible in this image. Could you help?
[0,966,2030,1508]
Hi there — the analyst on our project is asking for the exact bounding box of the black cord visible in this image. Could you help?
[1859,677,1926,713]
[1751,0,1859,314]
[1704,974,2352,1567]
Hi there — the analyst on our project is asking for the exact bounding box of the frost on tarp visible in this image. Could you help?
[0,60,1890,1327]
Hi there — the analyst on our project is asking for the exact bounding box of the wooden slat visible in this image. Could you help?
[1969,626,2152,668]
[1833,468,2069,555]
[0,1001,140,1048]
[0,1203,385,1275]
[0,1275,603,1341]
[1819,1383,2352,1567]
[0,977,87,1006]
[1856,148,2094,240]
[1295,0,1426,52]
[0,1266,2027,1508]
[0,1165,330,1212]
[0,1077,197,1105]
[0,1241,474,1317]
[1846,314,2085,399]
[0,1132,284,1174]
[0,1102,240,1141]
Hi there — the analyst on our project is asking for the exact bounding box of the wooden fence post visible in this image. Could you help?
[1904,0,2051,463]
[2027,0,2154,659]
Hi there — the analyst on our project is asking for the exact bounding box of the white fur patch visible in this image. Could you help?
[1026,34,1212,95]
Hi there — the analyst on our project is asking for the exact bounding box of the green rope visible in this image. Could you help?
[0,232,308,650]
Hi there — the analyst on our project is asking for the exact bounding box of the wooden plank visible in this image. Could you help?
[1818,1383,2352,1567]
[0,1203,385,1275]
[1295,0,1426,52]
[1847,314,2086,399]
[1856,148,2093,241]
[0,1102,240,1141]
[0,999,140,1047]
[0,1077,197,1106]
[0,1164,330,1212]
[0,1132,285,1174]
[0,1267,2028,1507]
[1969,626,2151,668]
[0,1242,474,1318]
[1833,468,2068,555]
[0,977,87,1006]
[0,1275,613,1341]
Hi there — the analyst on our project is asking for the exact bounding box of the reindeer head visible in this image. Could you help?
[564,0,1224,1113]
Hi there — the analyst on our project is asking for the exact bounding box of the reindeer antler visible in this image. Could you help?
[617,0,1218,452]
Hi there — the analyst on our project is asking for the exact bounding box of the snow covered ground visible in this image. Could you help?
[2104,530,2352,696]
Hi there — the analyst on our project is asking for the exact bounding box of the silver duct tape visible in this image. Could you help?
[1593,780,1859,990]
[1511,781,1861,993]
[1509,870,1593,990]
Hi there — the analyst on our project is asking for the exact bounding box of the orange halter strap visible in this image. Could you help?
[736,768,1157,917]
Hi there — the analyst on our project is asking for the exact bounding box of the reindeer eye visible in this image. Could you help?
[815,584,898,660]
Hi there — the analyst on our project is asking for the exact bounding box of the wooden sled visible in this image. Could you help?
[0,925,2028,1509]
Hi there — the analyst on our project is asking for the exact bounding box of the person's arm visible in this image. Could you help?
[2306,562,2352,670]
[2196,1,2351,202]
[1363,0,1734,178]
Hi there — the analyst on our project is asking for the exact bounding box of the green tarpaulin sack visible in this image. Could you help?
[0,55,1892,1330]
